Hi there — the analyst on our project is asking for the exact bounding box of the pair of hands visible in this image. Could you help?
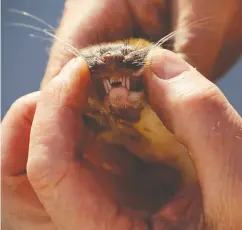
[2,49,242,230]
[2,0,242,229]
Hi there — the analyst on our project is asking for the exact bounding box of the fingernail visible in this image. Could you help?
[148,49,190,79]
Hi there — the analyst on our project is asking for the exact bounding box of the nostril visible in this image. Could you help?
[101,52,124,62]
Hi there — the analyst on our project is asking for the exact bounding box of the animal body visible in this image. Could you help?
[7,10,199,188]
[80,39,196,186]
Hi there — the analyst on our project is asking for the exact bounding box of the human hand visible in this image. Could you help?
[1,57,89,230]
[41,0,242,87]
[2,50,242,230]
[2,56,181,230]
[144,48,242,230]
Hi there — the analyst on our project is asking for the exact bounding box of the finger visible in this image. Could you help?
[1,92,39,176]
[28,56,90,186]
[172,0,237,80]
[28,56,91,228]
[144,48,242,229]
[41,0,132,87]
[28,57,135,229]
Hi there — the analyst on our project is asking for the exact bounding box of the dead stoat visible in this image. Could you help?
[6,12,204,184]
[79,38,196,187]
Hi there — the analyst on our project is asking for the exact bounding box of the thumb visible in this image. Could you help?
[144,48,242,229]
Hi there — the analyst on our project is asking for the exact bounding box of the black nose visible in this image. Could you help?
[101,52,124,63]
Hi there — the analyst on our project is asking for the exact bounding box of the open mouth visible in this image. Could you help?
[98,75,145,120]
[102,77,130,93]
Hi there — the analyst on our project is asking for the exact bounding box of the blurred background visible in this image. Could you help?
[2,0,242,118]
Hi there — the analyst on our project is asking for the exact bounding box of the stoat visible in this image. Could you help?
[79,38,196,187]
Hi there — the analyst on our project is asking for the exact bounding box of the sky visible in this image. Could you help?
[2,0,242,117]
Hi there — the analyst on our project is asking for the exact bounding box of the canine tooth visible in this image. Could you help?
[106,79,112,90]
[125,77,130,90]
[122,76,125,87]
[103,79,109,93]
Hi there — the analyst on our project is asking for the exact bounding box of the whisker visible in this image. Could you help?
[6,22,79,57]
[140,17,217,68]
[29,33,53,42]
[153,30,179,48]
[8,8,56,31]
[6,22,49,32]
[152,17,215,49]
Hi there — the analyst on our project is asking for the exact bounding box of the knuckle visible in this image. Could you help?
[9,95,29,112]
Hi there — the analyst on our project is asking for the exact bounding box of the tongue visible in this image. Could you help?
[109,87,129,105]
[108,87,142,121]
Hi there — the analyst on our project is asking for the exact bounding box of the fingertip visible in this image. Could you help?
[59,55,91,83]
[145,48,191,80]
[52,55,91,92]
[144,48,198,132]
[40,55,91,111]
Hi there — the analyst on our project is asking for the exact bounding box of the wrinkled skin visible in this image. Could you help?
[2,0,242,230]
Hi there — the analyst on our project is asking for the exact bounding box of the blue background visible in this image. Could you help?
[2,0,242,117]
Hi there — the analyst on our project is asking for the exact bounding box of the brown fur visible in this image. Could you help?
[80,38,196,185]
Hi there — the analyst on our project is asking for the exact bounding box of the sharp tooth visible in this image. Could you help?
[122,76,125,87]
[106,79,112,90]
[125,77,130,90]
[103,79,109,93]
